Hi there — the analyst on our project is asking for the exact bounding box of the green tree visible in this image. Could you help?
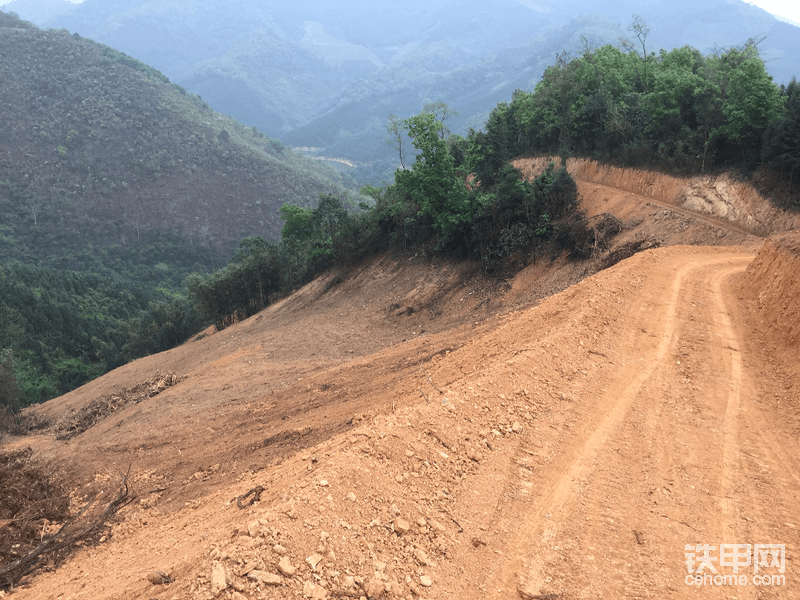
[620,15,652,91]
[394,112,469,239]
[763,78,800,195]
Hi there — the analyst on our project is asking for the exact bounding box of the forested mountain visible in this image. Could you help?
[0,11,352,406]
[35,0,800,184]
[0,11,350,266]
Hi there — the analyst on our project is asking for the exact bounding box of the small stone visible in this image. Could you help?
[363,577,385,598]
[413,548,429,565]
[387,580,404,595]
[211,562,227,595]
[278,556,297,577]
[346,492,357,502]
[319,479,329,487]
[320,531,330,541]
[146,571,172,585]
[306,553,324,571]
[374,560,387,572]
[247,570,282,586]
[231,592,247,600]
[415,517,427,527]
[419,575,433,587]
[405,449,414,457]
[390,504,401,516]
[393,518,410,535]
[231,576,247,592]
[247,521,263,537]
[395,474,404,483]
[429,519,446,533]
[466,449,480,462]
[303,580,328,599]
[512,421,522,433]
[273,544,287,555]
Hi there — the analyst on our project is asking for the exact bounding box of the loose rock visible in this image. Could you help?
[211,562,227,595]
[413,548,429,565]
[429,519,446,533]
[302,581,328,599]
[363,577,385,598]
[247,570,282,586]
[278,556,297,576]
[146,571,172,585]
[306,553,324,571]
[394,518,410,535]
[247,521,263,537]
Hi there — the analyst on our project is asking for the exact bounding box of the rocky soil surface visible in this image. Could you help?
[2,166,799,600]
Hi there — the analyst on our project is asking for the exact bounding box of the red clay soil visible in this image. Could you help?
[2,170,799,600]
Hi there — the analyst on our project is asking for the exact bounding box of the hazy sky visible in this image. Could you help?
[745,0,800,24]
[0,0,798,26]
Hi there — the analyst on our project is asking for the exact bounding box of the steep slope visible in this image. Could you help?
[4,189,799,598]
[0,12,350,273]
[3,167,798,595]
[516,157,800,237]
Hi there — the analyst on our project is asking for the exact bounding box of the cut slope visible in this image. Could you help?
[516,157,800,237]
[742,232,800,350]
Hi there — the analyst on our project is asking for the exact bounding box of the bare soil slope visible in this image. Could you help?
[3,172,799,600]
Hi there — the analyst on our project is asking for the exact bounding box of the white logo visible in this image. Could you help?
[684,544,785,586]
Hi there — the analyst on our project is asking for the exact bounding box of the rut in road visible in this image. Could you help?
[480,251,784,599]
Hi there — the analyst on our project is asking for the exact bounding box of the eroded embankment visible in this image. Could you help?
[742,231,800,350]
[515,157,800,236]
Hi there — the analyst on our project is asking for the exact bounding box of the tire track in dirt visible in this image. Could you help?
[485,253,753,599]
[708,264,747,545]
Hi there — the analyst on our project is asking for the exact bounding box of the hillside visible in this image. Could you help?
[0,11,351,274]
[2,165,798,598]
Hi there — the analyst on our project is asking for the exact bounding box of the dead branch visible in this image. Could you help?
[420,369,444,394]
[0,474,135,589]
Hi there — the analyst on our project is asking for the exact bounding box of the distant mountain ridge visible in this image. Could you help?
[0,11,350,275]
[0,0,75,24]
[21,0,795,186]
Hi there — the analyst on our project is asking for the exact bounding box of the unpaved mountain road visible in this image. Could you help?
[472,250,799,599]
[4,176,799,598]
[8,245,799,600]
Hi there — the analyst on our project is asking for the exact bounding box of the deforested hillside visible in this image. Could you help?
[3,176,799,598]
[0,11,351,274]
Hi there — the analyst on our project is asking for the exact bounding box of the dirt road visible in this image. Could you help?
[4,181,799,598]
[469,249,799,598]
